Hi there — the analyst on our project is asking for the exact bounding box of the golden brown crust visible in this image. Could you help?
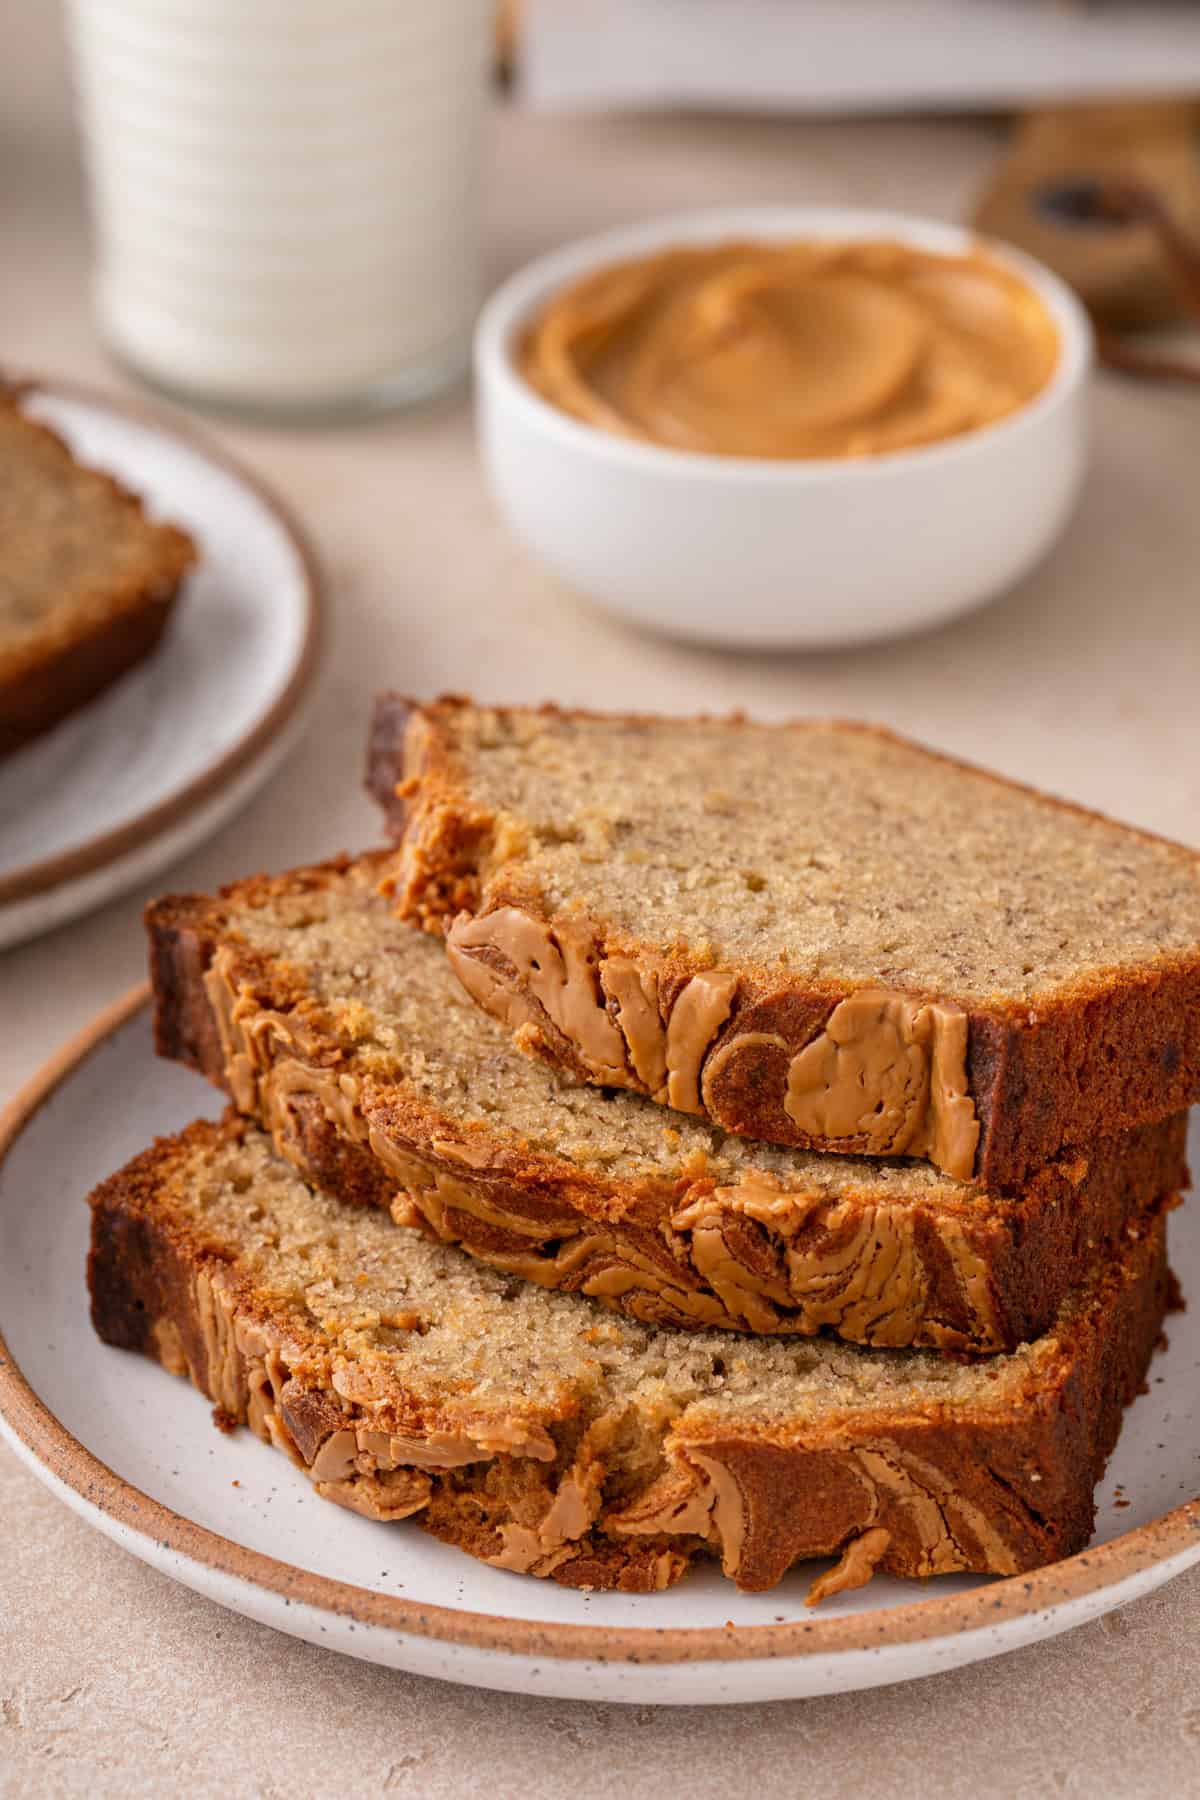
[0,390,195,756]
[367,695,1200,1190]
[87,1117,1170,1596]
[145,857,1188,1354]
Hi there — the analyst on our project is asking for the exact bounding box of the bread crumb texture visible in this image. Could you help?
[413,707,1200,1000]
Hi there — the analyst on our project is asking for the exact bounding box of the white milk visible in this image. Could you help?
[65,0,490,415]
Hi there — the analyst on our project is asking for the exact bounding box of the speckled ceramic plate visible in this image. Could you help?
[0,381,322,948]
[0,992,1197,1705]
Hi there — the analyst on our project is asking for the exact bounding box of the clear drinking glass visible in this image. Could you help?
[65,0,491,420]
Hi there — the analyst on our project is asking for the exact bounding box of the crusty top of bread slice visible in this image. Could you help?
[88,1114,1168,1595]
[366,698,1200,1185]
[0,390,195,684]
[373,698,1200,1002]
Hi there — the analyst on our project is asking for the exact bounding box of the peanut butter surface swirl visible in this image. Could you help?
[518,239,1059,460]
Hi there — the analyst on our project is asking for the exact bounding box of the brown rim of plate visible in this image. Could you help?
[0,376,324,908]
[1,985,1197,1669]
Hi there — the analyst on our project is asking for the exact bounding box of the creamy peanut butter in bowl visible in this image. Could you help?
[475,207,1092,648]
[517,240,1061,462]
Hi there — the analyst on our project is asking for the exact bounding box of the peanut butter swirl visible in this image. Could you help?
[518,239,1059,460]
[779,990,980,1176]
[444,909,981,1180]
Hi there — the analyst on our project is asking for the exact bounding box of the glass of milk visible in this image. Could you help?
[65,0,491,419]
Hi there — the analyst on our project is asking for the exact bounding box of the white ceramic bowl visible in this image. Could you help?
[474,206,1093,649]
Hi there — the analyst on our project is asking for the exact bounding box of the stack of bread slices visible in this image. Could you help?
[88,699,1200,1599]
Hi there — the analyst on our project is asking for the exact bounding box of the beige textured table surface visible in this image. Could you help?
[2,11,1199,1796]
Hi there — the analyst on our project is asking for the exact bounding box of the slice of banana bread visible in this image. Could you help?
[88,1114,1170,1598]
[146,854,1188,1355]
[367,696,1200,1188]
[0,385,195,756]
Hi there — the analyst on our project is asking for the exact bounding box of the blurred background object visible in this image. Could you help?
[65,0,491,421]
[495,0,521,84]
[516,0,1200,115]
[973,100,1200,331]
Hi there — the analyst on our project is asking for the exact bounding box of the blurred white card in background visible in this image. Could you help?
[522,0,1200,113]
